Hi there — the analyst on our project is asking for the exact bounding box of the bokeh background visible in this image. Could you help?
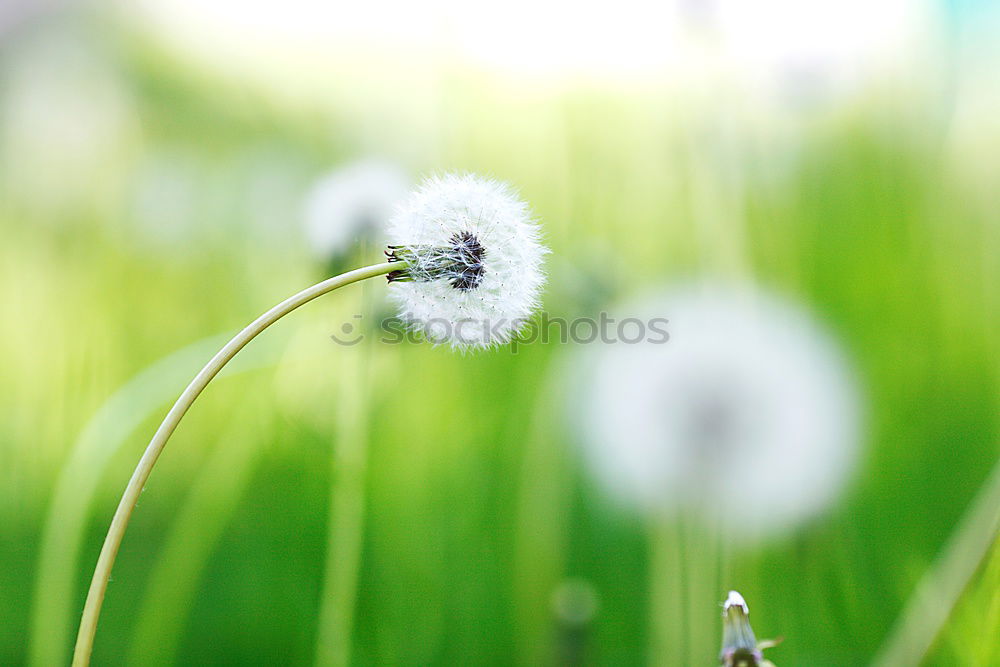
[2,0,999,665]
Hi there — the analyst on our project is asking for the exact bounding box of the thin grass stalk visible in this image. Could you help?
[685,518,721,665]
[649,517,685,667]
[511,365,574,666]
[873,456,1000,666]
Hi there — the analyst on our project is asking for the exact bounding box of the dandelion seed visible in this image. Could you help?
[385,173,548,349]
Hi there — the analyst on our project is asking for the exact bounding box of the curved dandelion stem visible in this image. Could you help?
[873,456,1000,667]
[72,261,398,667]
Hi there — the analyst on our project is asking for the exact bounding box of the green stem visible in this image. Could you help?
[649,516,685,667]
[684,518,720,665]
[72,261,397,667]
[873,456,1000,667]
[511,364,573,666]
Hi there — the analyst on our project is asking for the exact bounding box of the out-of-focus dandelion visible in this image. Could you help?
[385,173,548,349]
[72,173,548,666]
[720,591,780,667]
[303,160,410,269]
[575,283,861,539]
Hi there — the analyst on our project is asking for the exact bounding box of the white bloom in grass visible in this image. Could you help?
[576,283,861,539]
[720,590,758,664]
[385,173,547,349]
[720,590,779,667]
[302,160,409,264]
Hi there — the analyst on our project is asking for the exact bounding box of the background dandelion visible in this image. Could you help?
[570,283,861,663]
[302,160,409,269]
[575,283,862,538]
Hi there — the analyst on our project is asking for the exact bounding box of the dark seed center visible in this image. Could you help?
[448,231,485,291]
[385,231,486,290]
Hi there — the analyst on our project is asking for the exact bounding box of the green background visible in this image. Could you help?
[1,5,998,665]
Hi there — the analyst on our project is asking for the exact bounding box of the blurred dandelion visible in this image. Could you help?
[386,173,548,348]
[572,283,860,664]
[575,282,861,538]
[303,159,410,269]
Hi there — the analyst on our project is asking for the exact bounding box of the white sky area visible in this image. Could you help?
[125,0,928,87]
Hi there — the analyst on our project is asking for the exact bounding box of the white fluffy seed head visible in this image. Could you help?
[574,283,862,540]
[385,173,547,350]
[302,160,409,263]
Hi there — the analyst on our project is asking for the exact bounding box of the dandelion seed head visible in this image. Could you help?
[386,173,547,349]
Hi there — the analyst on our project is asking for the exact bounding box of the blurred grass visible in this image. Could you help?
[1,9,998,666]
